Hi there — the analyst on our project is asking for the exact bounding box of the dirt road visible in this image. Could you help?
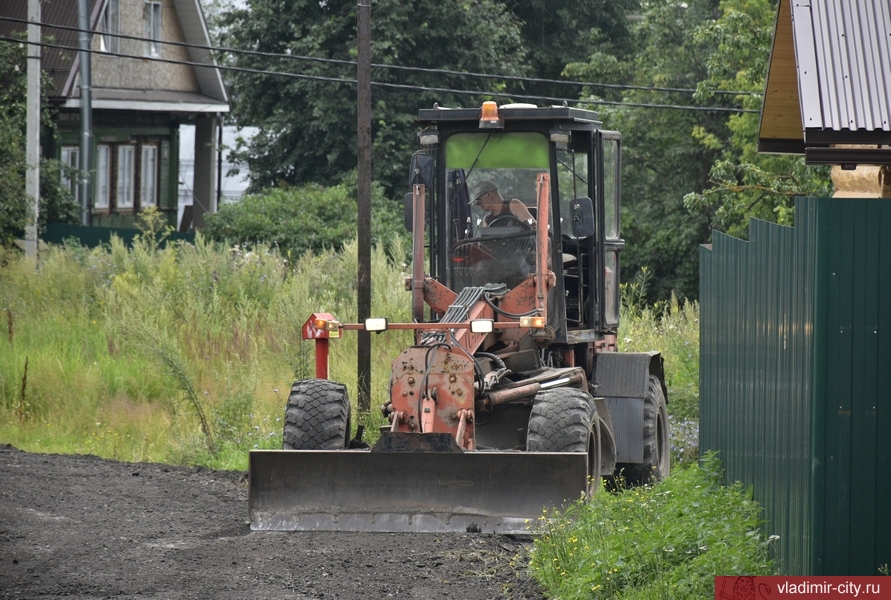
[0,445,544,599]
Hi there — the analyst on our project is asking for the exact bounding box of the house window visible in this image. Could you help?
[144,1,162,57]
[141,145,158,207]
[100,0,120,53]
[117,145,135,209]
[95,145,111,210]
[60,146,80,204]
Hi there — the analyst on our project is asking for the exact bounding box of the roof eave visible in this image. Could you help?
[63,98,230,114]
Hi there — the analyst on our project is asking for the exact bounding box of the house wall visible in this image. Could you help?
[55,111,180,229]
[90,0,201,93]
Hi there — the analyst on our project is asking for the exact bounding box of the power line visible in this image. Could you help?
[0,14,762,99]
[0,34,759,114]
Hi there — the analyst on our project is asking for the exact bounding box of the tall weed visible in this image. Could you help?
[2,238,701,469]
[620,268,700,464]
[0,233,408,468]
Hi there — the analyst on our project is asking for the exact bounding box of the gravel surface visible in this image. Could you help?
[0,445,545,599]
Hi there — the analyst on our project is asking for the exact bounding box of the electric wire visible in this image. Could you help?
[1,33,759,114]
[0,14,762,101]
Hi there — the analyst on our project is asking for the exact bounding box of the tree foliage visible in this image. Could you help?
[0,39,80,246]
[683,0,831,239]
[219,0,526,197]
[565,0,830,300]
[216,0,832,302]
[497,0,638,100]
[565,0,728,301]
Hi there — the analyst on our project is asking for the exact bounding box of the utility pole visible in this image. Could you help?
[77,0,92,225]
[356,0,372,413]
[24,0,40,258]
[357,0,371,412]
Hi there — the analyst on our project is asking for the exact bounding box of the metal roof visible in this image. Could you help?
[759,0,891,165]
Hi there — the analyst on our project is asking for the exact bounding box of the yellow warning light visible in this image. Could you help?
[479,101,503,129]
[519,316,545,328]
[314,317,341,332]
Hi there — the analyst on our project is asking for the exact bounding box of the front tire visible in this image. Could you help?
[526,387,601,493]
[282,379,351,450]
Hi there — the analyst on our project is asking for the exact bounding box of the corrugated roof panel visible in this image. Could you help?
[807,0,891,135]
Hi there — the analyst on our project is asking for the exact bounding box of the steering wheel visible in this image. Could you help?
[486,213,527,229]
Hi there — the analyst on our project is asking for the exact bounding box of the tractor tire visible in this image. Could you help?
[620,375,670,485]
[526,387,601,493]
[282,379,351,450]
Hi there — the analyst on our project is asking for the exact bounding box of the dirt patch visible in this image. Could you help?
[0,445,544,599]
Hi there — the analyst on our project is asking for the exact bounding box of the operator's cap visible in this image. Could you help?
[470,181,498,205]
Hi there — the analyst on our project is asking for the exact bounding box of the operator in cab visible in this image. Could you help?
[470,181,536,229]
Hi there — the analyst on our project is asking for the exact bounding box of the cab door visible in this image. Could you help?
[599,131,623,330]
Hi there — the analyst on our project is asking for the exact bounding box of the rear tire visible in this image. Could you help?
[621,375,670,485]
[526,388,600,494]
[283,379,351,450]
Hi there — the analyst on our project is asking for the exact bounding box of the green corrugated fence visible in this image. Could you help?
[700,196,891,576]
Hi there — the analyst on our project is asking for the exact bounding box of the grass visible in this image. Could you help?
[1,223,780,596]
[1,225,702,470]
[0,215,407,468]
[619,267,701,465]
[529,453,777,599]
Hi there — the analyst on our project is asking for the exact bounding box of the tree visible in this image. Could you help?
[565,0,729,301]
[218,0,526,197]
[563,0,829,302]
[496,0,638,100]
[0,37,80,246]
[683,0,831,239]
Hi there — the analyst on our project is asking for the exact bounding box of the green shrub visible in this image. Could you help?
[0,42,80,246]
[530,453,777,599]
[203,174,408,257]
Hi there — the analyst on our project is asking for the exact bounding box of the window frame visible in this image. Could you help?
[144,1,162,57]
[100,0,121,53]
[60,146,80,206]
[95,145,111,210]
[117,145,135,209]
[141,145,158,207]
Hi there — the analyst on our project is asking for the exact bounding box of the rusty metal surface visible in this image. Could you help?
[390,345,476,441]
[249,449,588,534]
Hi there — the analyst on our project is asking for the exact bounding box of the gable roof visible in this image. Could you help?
[0,0,228,114]
[759,0,891,165]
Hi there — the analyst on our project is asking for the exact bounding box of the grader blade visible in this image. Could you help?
[249,448,588,534]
